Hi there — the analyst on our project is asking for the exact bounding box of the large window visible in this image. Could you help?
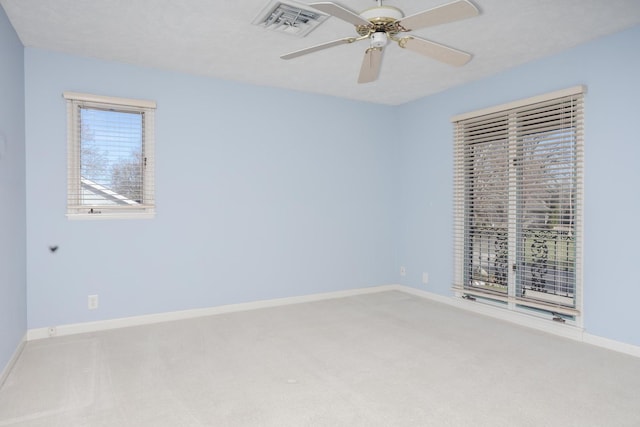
[452,86,584,324]
[64,92,156,219]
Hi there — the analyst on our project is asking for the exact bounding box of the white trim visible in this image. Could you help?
[583,333,640,358]
[395,285,640,358]
[451,85,586,122]
[66,212,155,220]
[62,91,156,109]
[25,285,640,359]
[27,285,398,340]
[0,333,26,387]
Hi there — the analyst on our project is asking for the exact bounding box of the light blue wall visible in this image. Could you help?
[24,49,398,328]
[395,25,640,346]
[18,22,640,349]
[0,6,26,373]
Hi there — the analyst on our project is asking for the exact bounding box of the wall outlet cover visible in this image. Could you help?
[88,294,99,310]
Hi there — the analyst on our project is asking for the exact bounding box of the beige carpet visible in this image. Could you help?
[1,290,639,426]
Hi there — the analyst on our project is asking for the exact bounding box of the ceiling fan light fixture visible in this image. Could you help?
[370,32,388,48]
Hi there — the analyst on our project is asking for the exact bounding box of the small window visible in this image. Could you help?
[64,92,156,219]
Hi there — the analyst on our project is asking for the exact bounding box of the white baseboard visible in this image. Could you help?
[0,333,26,387]
[27,285,398,341]
[394,284,640,359]
[26,284,640,359]
[583,332,640,358]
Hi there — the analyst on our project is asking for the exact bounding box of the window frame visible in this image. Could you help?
[452,86,585,326]
[64,92,156,220]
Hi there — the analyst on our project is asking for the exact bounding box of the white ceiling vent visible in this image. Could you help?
[253,0,328,37]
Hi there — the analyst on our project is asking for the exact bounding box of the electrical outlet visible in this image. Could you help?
[88,294,99,310]
[422,272,429,284]
[48,327,57,337]
[400,266,406,276]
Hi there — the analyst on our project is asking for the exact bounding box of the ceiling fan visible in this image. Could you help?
[281,0,480,83]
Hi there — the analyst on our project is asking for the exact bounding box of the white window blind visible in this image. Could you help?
[452,86,584,320]
[64,92,156,219]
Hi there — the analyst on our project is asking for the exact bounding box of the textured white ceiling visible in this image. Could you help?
[2,0,640,105]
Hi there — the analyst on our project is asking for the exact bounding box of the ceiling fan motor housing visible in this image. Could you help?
[357,6,405,37]
[359,6,404,22]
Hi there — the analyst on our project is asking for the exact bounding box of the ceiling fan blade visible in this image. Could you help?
[281,37,357,60]
[358,47,383,84]
[309,2,372,27]
[397,0,479,32]
[400,36,472,66]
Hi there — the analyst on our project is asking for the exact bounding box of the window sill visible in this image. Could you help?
[66,212,155,220]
